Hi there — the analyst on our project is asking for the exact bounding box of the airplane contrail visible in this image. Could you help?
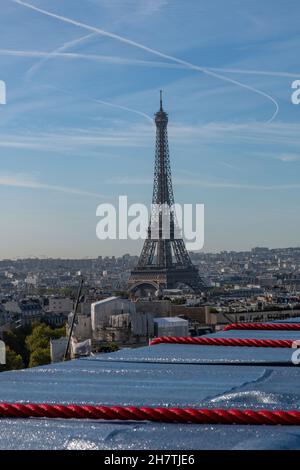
[11,0,279,123]
[45,84,154,125]
[25,32,97,79]
[0,47,155,124]
[1,48,299,79]
[93,99,154,124]
[14,6,154,126]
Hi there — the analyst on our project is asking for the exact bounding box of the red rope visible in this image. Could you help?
[149,336,297,348]
[224,322,300,331]
[0,403,299,425]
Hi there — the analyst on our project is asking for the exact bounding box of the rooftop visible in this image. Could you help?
[0,318,300,449]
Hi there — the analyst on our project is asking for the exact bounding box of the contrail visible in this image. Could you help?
[46,84,154,125]
[25,32,97,79]
[1,48,299,79]
[11,0,279,122]
[208,67,300,79]
[0,49,188,67]
[94,99,154,124]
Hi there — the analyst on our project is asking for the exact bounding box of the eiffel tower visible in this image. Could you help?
[128,92,206,295]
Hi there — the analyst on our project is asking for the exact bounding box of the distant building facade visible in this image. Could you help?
[47,297,73,314]
[4,299,43,326]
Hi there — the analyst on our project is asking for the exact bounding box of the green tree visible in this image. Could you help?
[26,323,66,368]
[0,346,24,371]
[26,324,51,352]
[3,327,31,366]
[29,347,51,368]
[3,330,20,354]
[26,324,65,352]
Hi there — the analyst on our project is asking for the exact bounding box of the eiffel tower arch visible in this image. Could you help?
[128,92,206,295]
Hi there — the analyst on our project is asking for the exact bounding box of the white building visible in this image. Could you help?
[91,297,153,344]
[91,297,135,329]
[50,337,68,363]
[25,274,38,287]
[154,317,189,337]
[67,313,92,342]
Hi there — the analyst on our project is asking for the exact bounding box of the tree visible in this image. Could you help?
[26,323,65,353]
[26,324,51,352]
[29,347,51,368]
[49,325,66,339]
[26,323,66,368]
[0,346,24,371]
[3,327,31,367]
[3,331,20,354]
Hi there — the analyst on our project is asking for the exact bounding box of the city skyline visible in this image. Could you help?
[1,0,300,258]
[2,244,300,262]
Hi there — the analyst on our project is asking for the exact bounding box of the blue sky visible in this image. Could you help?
[1,0,300,258]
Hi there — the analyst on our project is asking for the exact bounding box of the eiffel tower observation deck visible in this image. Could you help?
[128,92,206,295]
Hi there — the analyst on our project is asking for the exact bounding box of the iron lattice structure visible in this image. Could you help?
[128,92,206,294]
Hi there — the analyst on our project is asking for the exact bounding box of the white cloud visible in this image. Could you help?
[108,175,300,191]
[276,154,300,162]
[0,172,105,197]
[0,127,152,153]
[2,120,300,154]
[167,121,300,147]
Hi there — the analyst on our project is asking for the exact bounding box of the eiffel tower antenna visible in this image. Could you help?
[128,93,206,295]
